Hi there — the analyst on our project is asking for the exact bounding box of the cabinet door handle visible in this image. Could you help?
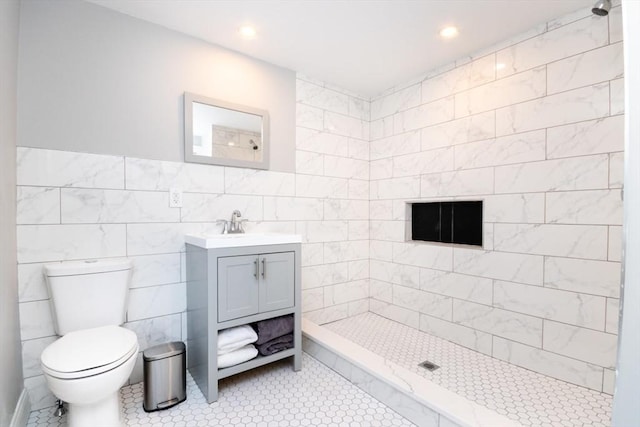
[254,259,259,279]
[261,258,266,278]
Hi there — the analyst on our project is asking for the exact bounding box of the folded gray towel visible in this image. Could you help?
[255,315,294,345]
[256,333,293,356]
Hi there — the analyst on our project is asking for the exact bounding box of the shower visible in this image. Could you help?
[592,0,611,16]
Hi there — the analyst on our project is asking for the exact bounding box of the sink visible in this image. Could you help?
[185,233,302,249]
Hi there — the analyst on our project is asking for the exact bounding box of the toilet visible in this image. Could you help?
[40,259,139,427]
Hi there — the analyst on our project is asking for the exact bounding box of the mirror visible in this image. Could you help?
[184,93,270,169]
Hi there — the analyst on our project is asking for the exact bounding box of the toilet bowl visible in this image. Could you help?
[40,259,138,427]
[41,325,139,427]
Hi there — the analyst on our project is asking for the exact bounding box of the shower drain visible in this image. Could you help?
[418,360,440,371]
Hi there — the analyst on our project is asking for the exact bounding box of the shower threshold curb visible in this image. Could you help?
[302,318,522,427]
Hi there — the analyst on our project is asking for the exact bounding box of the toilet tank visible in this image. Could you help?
[44,259,133,335]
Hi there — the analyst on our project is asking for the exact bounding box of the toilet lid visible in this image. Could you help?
[41,326,138,379]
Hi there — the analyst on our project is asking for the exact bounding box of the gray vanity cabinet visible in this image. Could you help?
[186,242,301,404]
[218,252,295,322]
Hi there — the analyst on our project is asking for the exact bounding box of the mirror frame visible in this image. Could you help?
[184,92,270,170]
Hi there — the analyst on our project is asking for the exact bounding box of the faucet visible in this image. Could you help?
[228,210,247,234]
[217,210,248,234]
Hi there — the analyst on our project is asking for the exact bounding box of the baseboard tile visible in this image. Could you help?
[10,388,31,427]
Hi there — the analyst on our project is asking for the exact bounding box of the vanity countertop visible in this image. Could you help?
[185,233,302,249]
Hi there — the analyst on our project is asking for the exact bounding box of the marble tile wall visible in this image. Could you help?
[295,76,371,325]
[16,79,370,410]
[368,8,623,394]
[16,147,219,410]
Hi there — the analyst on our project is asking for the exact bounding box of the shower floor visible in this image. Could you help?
[325,312,612,427]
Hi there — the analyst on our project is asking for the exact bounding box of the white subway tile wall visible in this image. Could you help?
[368,9,623,394]
[295,77,371,325]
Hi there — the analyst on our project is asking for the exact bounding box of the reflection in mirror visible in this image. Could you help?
[185,93,269,169]
[192,103,262,161]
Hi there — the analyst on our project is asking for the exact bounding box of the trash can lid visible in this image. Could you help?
[143,341,185,361]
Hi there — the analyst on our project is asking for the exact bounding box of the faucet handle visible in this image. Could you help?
[216,219,229,234]
[238,218,249,233]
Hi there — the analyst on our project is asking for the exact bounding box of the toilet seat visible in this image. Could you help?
[42,325,138,380]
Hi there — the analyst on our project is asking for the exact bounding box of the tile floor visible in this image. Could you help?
[27,353,416,427]
[325,313,612,427]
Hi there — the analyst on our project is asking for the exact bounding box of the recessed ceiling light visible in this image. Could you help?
[496,63,506,70]
[227,141,236,146]
[239,25,257,39]
[439,26,459,39]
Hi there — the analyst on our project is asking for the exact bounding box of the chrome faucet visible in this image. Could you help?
[228,210,246,234]
[217,210,248,234]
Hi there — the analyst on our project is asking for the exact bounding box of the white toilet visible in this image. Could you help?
[40,259,139,427]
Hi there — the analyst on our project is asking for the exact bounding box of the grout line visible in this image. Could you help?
[606,225,611,261]
[58,187,62,224]
[544,64,548,97]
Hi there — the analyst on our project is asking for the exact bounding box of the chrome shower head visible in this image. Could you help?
[592,0,611,16]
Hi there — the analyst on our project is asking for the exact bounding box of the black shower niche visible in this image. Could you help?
[411,201,483,246]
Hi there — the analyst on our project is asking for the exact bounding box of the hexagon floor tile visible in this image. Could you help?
[325,313,612,427]
[26,353,416,427]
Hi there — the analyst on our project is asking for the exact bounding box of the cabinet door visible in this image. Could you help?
[218,255,260,322]
[259,252,295,313]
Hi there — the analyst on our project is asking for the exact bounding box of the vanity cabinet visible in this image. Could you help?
[218,252,295,322]
[185,237,301,403]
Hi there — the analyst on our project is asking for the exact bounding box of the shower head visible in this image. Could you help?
[249,139,259,150]
[592,0,611,16]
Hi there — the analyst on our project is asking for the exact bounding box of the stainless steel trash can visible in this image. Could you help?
[143,341,186,412]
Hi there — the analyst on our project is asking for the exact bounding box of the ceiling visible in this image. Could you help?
[86,0,592,98]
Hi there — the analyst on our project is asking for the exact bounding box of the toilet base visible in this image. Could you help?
[67,392,122,427]
[42,344,137,427]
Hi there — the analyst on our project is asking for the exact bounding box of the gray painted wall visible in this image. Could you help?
[0,0,24,425]
[17,0,296,172]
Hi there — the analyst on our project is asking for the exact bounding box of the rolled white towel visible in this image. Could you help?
[218,325,258,355]
[217,344,258,368]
